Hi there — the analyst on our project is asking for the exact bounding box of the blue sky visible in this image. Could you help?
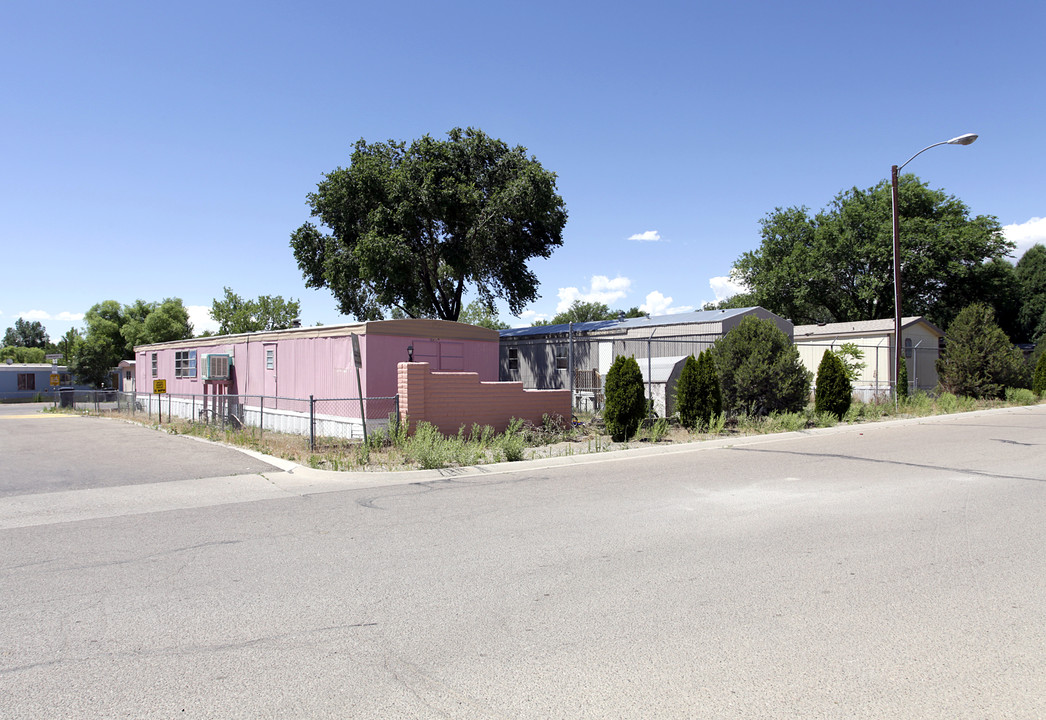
[3,0,1044,341]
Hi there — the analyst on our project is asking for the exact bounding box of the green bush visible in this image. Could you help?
[676,350,722,430]
[937,303,1030,399]
[603,355,646,441]
[499,418,526,461]
[713,316,812,417]
[1033,349,1046,396]
[897,357,909,400]
[814,349,852,419]
[1005,387,1038,406]
[404,422,452,469]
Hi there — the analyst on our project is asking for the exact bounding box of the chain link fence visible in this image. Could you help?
[63,390,399,450]
[511,332,945,411]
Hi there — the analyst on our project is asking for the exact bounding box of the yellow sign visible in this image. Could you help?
[50,374,60,386]
[153,379,167,394]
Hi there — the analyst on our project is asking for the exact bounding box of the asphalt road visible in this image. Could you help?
[1,404,1044,718]
[0,403,278,497]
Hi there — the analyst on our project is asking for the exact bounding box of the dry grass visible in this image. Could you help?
[78,391,1042,472]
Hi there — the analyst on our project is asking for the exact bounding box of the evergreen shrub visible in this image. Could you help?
[676,350,722,430]
[1033,349,1046,396]
[713,316,812,416]
[937,303,1029,399]
[815,349,852,419]
[604,355,646,441]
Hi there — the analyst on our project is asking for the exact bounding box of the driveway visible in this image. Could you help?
[0,403,278,498]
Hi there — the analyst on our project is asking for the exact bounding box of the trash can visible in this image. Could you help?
[59,387,74,409]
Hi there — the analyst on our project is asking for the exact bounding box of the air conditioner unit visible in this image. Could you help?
[202,353,232,380]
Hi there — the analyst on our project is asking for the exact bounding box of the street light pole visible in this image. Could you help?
[889,133,977,401]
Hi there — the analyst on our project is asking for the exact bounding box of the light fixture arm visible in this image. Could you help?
[897,134,978,173]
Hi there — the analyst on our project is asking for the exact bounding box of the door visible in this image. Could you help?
[263,343,277,398]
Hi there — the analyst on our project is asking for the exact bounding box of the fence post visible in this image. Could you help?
[394,394,400,436]
[260,395,265,441]
[309,395,315,451]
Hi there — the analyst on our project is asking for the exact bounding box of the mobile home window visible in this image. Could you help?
[174,349,197,378]
[508,348,519,371]
[265,348,275,370]
[17,373,35,391]
[151,353,158,377]
[555,347,568,370]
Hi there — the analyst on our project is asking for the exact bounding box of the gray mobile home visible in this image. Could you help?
[499,307,793,407]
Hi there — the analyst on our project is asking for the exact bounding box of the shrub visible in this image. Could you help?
[831,342,866,382]
[814,349,852,419]
[897,357,909,400]
[603,355,646,441]
[1005,387,1038,406]
[676,350,722,430]
[713,316,812,417]
[499,418,526,461]
[1033,349,1046,396]
[937,303,1029,399]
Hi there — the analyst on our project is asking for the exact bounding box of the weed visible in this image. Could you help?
[936,392,959,414]
[813,411,837,428]
[649,417,670,443]
[499,418,527,462]
[1005,387,1038,406]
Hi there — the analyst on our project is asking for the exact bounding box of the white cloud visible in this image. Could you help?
[1003,217,1046,260]
[55,311,84,323]
[513,309,547,327]
[17,309,52,321]
[555,275,632,313]
[187,305,220,334]
[628,230,663,242]
[639,291,694,316]
[709,276,748,302]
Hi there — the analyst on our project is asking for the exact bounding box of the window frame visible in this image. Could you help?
[555,346,568,371]
[174,349,197,378]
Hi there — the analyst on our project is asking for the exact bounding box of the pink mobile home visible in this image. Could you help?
[134,319,498,436]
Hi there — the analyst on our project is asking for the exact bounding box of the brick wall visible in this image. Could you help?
[397,362,571,434]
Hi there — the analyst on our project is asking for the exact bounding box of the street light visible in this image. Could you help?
[890,133,978,400]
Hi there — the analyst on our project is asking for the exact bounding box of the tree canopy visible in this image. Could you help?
[533,301,647,326]
[457,299,509,330]
[3,318,49,348]
[71,299,193,387]
[731,175,1013,330]
[1015,244,1046,344]
[210,287,301,335]
[291,127,568,322]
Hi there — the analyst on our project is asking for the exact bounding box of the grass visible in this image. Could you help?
[75,390,1042,472]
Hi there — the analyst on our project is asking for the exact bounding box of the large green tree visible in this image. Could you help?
[210,287,301,335]
[457,299,509,330]
[71,299,192,387]
[1015,244,1046,344]
[290,127,567,321]
[732,176,1015,329]
[3,318,49,348]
